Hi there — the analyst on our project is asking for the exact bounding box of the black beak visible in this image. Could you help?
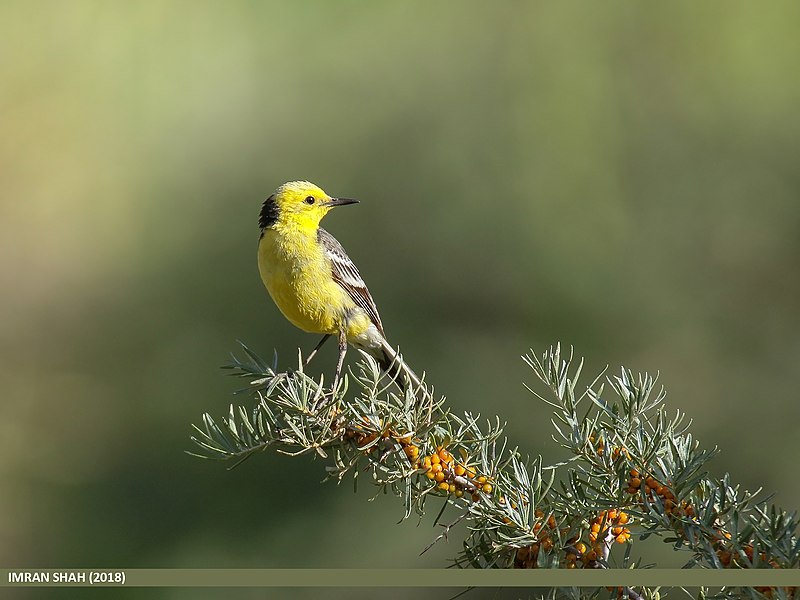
[324,197,359,207]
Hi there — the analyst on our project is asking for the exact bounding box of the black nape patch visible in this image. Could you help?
[259,194,278,231]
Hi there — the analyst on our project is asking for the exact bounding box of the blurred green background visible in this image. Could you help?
[2,1,799,598]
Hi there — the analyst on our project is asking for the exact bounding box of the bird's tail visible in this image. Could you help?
[373,339,425,394]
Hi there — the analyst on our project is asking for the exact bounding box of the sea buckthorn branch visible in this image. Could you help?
[190,342,508,519]
[189,343,798,600]
[520,345,799,600]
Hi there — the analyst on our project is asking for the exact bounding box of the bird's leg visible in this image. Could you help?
[330,329,348,395]
[304,334,331,367]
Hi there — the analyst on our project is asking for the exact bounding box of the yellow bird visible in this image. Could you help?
[257,180,420,392]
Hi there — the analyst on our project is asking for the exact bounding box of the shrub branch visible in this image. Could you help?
[189,342,799,600]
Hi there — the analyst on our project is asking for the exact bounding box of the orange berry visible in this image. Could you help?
[430,453,440,465]
[448,483,456,493]
[431,463,443,473]
[616,534,627,544]
[434,471,445,483]
[454,464,466,477]
[482,483,493,494]
[438,482,449,491]
[629,477,641,488]
[612,527,623,536]
[591,523,601,533]
[575,542,588,554]
[617,512,629,524]
[425,471,435,480]
[586,550,598,561]
[454,489,463,498]
[477,475,487,484]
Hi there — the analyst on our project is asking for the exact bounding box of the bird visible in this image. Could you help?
[257,180,421,396]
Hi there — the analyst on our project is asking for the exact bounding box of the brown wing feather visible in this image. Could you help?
[318,228,385,336]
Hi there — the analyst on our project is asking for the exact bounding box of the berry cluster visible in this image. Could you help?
[512,507,634,569]
[625,467,793,582]
[560,510,632,569]
[421,446,492,500]
[344,420,421,467]
[344,423,493,501]
[712,530,783,571]
[513,509,559,569]
[589,509,631,545]
[726,540,797,599]
[345,420,393,448]
[513,543,541,569]
[626,468,695,518]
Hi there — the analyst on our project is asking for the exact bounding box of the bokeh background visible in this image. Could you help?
[2,2,799,598]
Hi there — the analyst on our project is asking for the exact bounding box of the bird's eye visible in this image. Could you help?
[304,196,315,205]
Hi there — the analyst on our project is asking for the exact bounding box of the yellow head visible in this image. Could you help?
[259,181,358,231]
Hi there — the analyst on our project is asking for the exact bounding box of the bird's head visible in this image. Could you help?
[259,181,358,231]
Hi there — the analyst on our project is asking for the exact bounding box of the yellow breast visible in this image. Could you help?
[258,226,357,335]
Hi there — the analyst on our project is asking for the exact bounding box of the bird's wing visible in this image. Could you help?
[318,227,385,336]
